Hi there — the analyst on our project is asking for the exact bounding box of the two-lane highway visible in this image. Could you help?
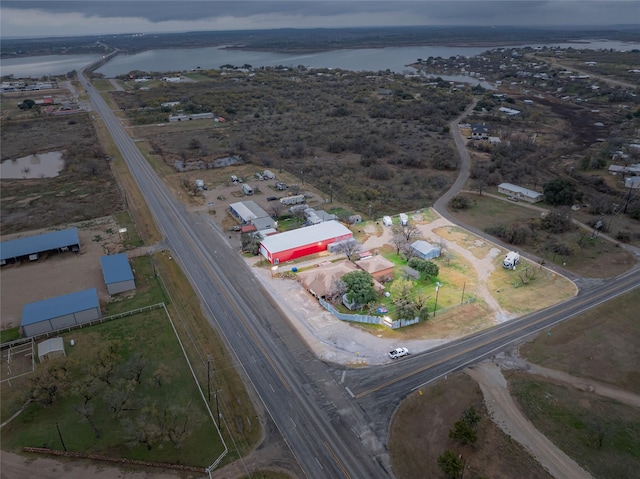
[80,73,390,478]
[81,69,640,479]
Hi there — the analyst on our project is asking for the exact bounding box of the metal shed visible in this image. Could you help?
[410,240,441,260]
[37,337,66,362]
[0,228,79,266]
[100,253,136,295]
[21,288,101,337]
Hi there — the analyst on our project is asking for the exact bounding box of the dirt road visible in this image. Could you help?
[467,362,593,479]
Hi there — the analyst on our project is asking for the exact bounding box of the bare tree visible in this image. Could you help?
[335,239,362,261]
[29,361,70,407]
[328,279,347,301]
[391,224,408,255]
[401,222,421,242]
[270,202,283,218]
[472,178,488,195]
[73,402,102,438]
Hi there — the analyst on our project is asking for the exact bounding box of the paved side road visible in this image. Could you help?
[466,362,593,479]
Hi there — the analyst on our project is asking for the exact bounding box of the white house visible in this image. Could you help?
[497,183,543,203]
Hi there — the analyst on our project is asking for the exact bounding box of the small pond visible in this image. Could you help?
[0,152,65,179]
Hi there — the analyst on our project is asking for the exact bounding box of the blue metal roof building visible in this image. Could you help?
[100,254,136,295]
[0,228,80,265]
[21,288,101,337]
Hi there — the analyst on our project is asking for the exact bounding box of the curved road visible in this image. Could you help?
[81,69,640,479]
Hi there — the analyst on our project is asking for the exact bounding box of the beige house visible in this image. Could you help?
[297,261,358,299]
[355,255,395,282]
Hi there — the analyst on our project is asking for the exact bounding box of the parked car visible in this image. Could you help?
[266,196,278,201]
[388,347,409,359]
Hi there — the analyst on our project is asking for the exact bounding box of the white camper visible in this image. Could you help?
[399,213,409,226]
[503,251,520,269]
[242,184,254,195]
[382,216,393,227]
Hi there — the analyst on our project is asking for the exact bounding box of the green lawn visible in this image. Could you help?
[0,308,223,467]
[105,256,167,315]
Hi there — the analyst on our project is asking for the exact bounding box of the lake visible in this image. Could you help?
[0,54,103,78]
[1,39,638,79]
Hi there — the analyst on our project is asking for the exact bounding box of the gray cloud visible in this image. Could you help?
[2,1,638,38]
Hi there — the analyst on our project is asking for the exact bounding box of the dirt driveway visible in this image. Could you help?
[466,361,594,479]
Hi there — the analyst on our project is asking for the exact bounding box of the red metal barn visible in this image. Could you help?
[259,221,353,264]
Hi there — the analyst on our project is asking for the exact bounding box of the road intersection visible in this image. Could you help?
[80,69,640,478]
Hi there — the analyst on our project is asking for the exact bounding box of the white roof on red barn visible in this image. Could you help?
[260,221,352,253]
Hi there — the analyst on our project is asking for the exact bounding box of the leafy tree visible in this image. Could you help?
[342,270,377,306]
[462,405,481,427]
[241,231,263,255]
[407,257,439,278]
[419,305,431,321]
[396,300,417,320]
[449,405,481,445]
[448,195,471,210]
[389,278,414,304]
[543,178,580,206]
[437,450,464,479]
[449,419,477,445]
[18,99,35,110]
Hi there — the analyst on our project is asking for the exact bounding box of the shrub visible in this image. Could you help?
[448,195,471,210]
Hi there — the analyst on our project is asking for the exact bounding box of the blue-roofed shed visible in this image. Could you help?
[100,254,136,295]
[21,288,101,337]
[0,228,80,265]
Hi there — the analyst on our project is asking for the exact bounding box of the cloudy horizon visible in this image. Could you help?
[1,1,638,39]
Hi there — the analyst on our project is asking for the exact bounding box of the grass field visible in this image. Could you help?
[0,308,224,467]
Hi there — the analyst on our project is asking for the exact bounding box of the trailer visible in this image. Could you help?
[503,251,520,269]
[280,194,305,205]
[242,184,254,195]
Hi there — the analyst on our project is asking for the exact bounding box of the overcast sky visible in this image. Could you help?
[1,1,638,38]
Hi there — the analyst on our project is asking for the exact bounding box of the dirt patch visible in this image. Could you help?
[0,217,124,329]
[389,373,553,479]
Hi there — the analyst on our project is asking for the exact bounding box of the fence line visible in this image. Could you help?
[1,303,166,349]
[318,299,419,329]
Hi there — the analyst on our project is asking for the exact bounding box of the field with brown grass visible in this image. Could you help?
[450,193,636,277]
[389,373,553,479]
[0,111,124,234]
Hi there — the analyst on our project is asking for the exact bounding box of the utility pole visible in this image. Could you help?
[207,357,211,403]
[434,282,441,316]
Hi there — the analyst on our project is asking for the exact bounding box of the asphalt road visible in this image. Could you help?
[79,72,390,478]
[80,70,640,479]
